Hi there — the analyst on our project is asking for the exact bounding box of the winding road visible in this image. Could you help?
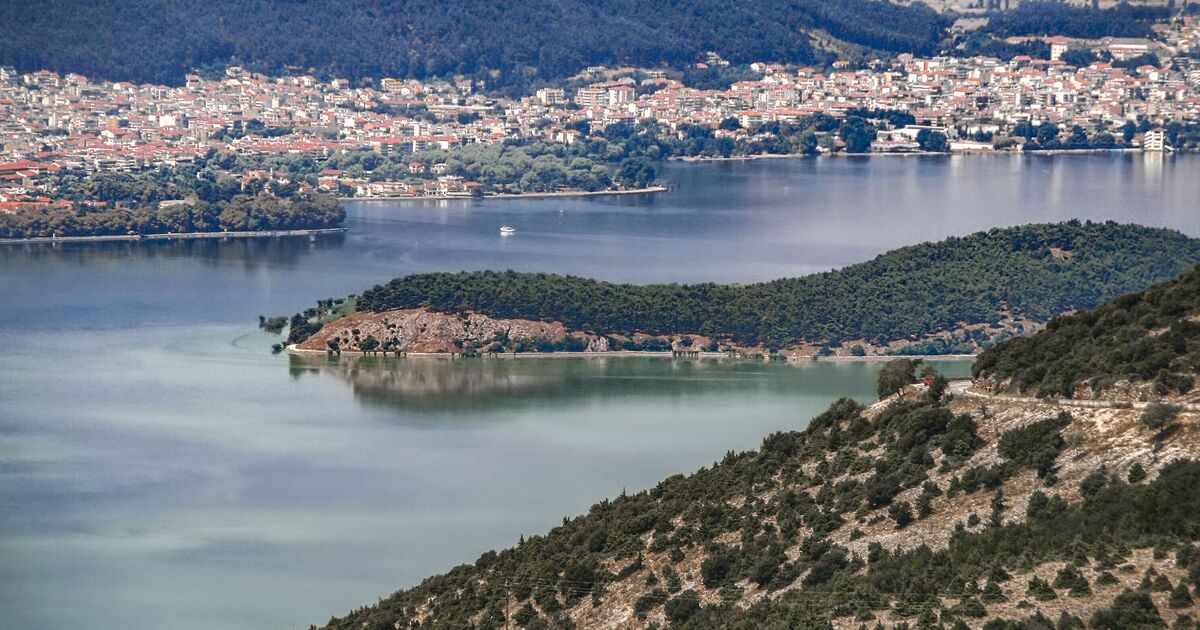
[947,379,1200,412]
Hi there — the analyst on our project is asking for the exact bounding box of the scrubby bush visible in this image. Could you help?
[700,546,738,588]
[1170,583,1194,608]
[1128,463,1147,483]
[664,590,701,623]
[1141,402,1181,430]
[998,412,1069,477]
[1027,577,1057,601]
[1089,590,1166,629]
[889,501,914,528]
[1053,565,1091,597]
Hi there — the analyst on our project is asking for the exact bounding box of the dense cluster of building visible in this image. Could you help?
[2,18,1200,209]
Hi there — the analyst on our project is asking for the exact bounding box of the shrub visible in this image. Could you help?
[633,588,666,618]
[700,546,738,588]
[1080,469,1109,498]
[916,491,934,519]
[990,489,1006,527]
[1170,583,1194,608]
[981,580,1007,603]
[1153,370,1194,395]
[803,548,849,586]
[748,546,785,587]
[950,597,987,618]
[664,568,682,594]
[1149,575,1173,592]
[1053,565,1091,597]
[1028,576,1057,601]
[1141,402,1181,430]
[664,590,701,623]
[1089,589,1166,629]
[998,412,1069,477]
[1026,491,1068,522]
[1127,462,1147,482]
[941,414,984,460]
[889,501,914,528]
[513,603,537,625]
[1097,571,1120,586]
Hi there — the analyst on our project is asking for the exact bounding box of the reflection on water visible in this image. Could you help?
[289,352,973,415]
[290,353,549,412]
[0,232,345,271]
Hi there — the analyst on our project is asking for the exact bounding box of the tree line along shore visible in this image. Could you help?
[0,166,345,240]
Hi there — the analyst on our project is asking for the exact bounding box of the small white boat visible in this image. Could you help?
[499,225,516,235]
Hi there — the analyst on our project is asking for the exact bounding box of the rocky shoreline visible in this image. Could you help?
[288,307,1004,361]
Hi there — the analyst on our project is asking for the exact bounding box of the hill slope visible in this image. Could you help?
[0,1,948,92]
[319,279,1200,628]
[294,223,1200,351]
[974,263,1200,399]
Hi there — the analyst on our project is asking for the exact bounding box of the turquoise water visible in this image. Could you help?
[0,153,1196,629]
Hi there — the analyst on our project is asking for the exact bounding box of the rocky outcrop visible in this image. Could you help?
[295,308,609,354]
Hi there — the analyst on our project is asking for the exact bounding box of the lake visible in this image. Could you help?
[0,153,1197,630]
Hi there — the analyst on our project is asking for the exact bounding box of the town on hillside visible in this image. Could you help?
[3,17,1200,212]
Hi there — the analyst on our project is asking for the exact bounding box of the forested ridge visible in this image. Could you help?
[974,262,1200,398]
[981,2,1170,40]
[340,223,1200,348]
[0,1,948,93]
[322,350,1200,628]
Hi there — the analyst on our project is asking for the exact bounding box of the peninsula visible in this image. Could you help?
[282,222,1200,359]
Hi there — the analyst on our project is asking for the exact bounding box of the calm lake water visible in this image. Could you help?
[1,153,1197,630]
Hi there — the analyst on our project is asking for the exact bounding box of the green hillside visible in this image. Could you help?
[322,222,1200,349]
[320,330,1200,629]
[974,263,1200,398]
[0,0,948,93]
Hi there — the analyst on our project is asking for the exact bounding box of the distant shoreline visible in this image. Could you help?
[813,354,977,361]
[670,148,1163,162]
[0,227,347,246]
[343,186,668,202]
[670,151,950,162]
[487,186,668,199]
[286,344,976,362]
